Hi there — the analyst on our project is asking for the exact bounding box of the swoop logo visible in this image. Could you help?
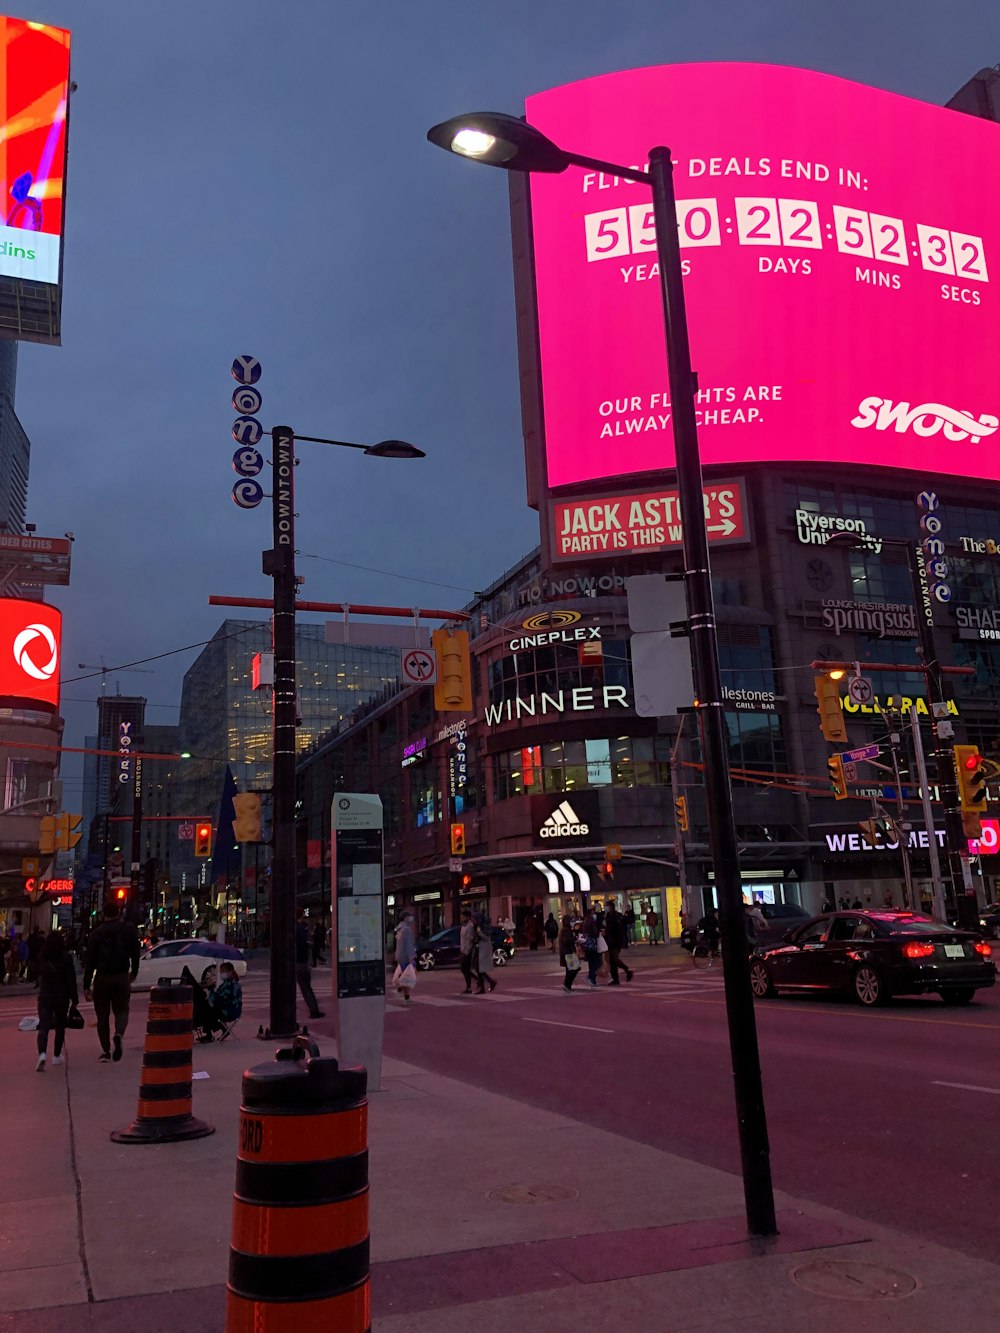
[539,800,590,839]
[852,397,999,444]
[0,599,61,709]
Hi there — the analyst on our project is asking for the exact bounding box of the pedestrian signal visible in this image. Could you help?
[194,822,213,858]
[433,629,472,713]
[826,754,848,800]
[232,792,262,842]
[674,795,689,832]
[450,823,466,856]
[114,886,128,902]
[601,860,615,881]
[814,674,847,743]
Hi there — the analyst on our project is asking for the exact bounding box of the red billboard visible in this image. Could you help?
[0,15,71,344]
[519,64,1000,493]
[0,598,61,710]
[550,477,748,562]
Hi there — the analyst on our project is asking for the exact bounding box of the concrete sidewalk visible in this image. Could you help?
[1,991,999,1331]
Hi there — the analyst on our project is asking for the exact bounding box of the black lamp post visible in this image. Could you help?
[262,428,424,1040]
[428,111,776,1236]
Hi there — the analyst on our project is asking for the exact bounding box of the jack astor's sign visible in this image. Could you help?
[549,478,748,562]
[821,599,915,638]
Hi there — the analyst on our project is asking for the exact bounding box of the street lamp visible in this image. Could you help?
[264,427,424,1041]
[429,111,776,1237]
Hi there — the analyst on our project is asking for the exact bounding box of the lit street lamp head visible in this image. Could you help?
[427,112,569,174]
[363,439,425,460]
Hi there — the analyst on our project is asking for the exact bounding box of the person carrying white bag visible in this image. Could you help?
[393,912,417,1005]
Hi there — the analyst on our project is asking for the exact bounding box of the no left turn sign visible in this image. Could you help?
[401,647,438,685]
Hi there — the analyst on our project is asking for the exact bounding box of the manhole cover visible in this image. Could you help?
[791,1260,918,1301]
[488,1183,579,1205]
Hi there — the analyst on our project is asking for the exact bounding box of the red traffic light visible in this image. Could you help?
[965,754,981,770]
[114,887,127,901]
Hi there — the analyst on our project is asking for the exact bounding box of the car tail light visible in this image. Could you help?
[974,941,992,958]
[902,941,935,959]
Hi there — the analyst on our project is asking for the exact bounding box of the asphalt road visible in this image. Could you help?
[376,946,1000,1265]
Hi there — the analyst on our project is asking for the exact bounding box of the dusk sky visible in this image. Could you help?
[10,0,999,807]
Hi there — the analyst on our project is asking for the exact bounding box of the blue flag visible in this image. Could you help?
[210,766,240,884]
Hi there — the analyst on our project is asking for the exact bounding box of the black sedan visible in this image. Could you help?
[753,901,811,947]
[416,926,515,971]
[979,905,1000,940]
[749,910,996,1007]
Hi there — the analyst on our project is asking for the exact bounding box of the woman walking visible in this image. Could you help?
[474,912,497,993]
[558,915,581,992]
[35,931,78,1071]
[580,912,602,988]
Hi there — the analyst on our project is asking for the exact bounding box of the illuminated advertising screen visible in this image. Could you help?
[0,597,61,711]
[0,15,71,344]
[521,64,1000,492]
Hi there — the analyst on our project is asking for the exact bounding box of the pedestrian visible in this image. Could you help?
[82,901,140,1063]
[839,895,849,910]
[646,908,660,944]
[393,911,417,1004]
[524,912,539,951]
[558,914,581,992]
[851,897,863,910]
[580,912,602,988]
[882,889,895,908]
[697,906,721,957]
[544,912,559,952]
[622,903,636,947]
[745,900,766,946]
[295,908,325,1019]
[604,903,633,984]
[311,917,326,967]
[459,907,476,994]
[823,889,837,914]
[474,912,497,993]
[35,931,79,1072]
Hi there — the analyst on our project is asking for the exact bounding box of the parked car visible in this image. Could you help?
[749,910,996,1007]
[753,901,811,947]
[133,939,248,990]
[979,905,1000,940]
[416,926,515,971]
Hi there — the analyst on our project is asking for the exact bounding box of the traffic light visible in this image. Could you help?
[55,812,82,850]
[601,860,615,881]
[674,795,689,832]
[450,822,466,856]
[194,822,213,857]
[461,872,472,889]
[814,674,847,743]
[232,792,262,842]
[114,886,128,903]
[827,753,848,800]
[39,814,56,855]
[433,629,472,713]
[954,744,988,814]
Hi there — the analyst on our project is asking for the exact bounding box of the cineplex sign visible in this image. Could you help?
[518,63,1000,492]
[550,478,748,562]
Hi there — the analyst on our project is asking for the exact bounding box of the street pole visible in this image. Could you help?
[903,542,972,923]
[265,425,298,1038]
[883,717,915,909]
[129,756,142,925]
[649,145,776,1237]
[910,704,948,920]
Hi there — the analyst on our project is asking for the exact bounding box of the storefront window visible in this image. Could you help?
[493,734,670,800]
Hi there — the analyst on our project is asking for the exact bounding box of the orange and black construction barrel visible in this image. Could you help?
[110,984,214,1144]
[226,1042,369,1332]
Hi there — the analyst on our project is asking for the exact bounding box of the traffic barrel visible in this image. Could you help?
[110,984,214,1145]
[226,1039,369,1332]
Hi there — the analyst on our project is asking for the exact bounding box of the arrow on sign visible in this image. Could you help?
[401,647,438,685]
[707,517,738,537]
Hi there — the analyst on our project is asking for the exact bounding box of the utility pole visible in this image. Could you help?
[910,705,947,920]
[883,712,915,910]
[263,425,298,1039]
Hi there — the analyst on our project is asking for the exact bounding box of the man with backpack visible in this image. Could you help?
[83,902,140,1063]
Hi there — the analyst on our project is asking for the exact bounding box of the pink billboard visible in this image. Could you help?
[523,64,1000,491]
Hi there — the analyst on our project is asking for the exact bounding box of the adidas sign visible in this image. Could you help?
[539,800,590,839]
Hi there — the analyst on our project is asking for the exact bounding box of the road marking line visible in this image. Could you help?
[683,997,1000,1030]
[521,1017,614,1034]
[932,1080,1000,1095]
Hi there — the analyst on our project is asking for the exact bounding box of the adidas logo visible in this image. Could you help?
[539,800,590,839]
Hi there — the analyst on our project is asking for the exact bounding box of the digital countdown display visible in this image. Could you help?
[520,64,1000,491]
[0,597,61,711]
[0,15,71,344]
